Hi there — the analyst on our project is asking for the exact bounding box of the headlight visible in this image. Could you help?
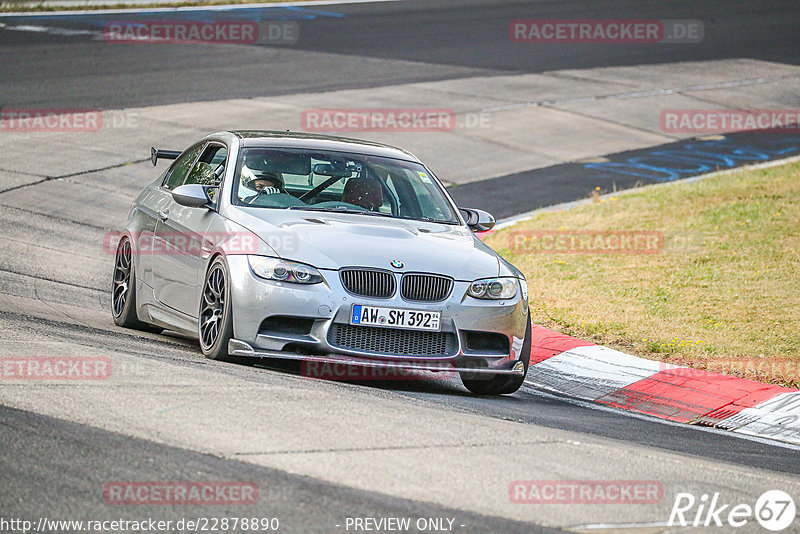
[468,277,518,300]
[248,256,322,284]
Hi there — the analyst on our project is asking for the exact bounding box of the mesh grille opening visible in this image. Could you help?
[328,323,457,357]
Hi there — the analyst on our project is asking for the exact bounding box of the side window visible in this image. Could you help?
[163,144,203,190]
[185,144,227,187]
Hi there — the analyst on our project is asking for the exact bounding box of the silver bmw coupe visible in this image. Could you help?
[112,131,531,394]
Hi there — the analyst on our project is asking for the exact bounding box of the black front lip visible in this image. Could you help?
[228,339,524,376]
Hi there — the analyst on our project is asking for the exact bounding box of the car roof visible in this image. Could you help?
[224,130,420,162]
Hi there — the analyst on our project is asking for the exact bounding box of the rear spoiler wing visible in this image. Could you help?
[150,147,181,166]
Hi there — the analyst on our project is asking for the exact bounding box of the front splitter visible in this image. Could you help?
[228,339,525,376]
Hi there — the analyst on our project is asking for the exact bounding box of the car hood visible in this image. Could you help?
[226,207,503,280]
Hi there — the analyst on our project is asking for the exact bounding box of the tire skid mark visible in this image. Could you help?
[0,267,103,293]
[0,158,148,196]
[0,234,99,263]
[0,166,49,178]
[0,202,109,231]
[0,309,198,361]
[231,439,563,457]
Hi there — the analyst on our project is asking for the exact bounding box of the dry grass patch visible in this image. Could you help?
[486,161,800,386]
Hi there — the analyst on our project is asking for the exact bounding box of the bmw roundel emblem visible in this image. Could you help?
[390,260,404,269]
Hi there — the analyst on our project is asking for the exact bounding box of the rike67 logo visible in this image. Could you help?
[669,490,796,531]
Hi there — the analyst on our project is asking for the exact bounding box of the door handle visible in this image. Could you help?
[158,209,169,221]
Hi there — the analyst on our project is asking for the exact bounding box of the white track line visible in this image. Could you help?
[483,76,800,113]
[0,0,399,17]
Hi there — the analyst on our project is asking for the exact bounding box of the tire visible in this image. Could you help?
[199,256,235,361]
[112,236,161,333]
[461,315,531,395]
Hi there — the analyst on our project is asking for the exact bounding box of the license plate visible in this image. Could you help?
[351,305,441,332]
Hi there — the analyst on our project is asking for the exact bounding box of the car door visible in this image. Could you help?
[137,143,204,293]
[128,181,169,292]
[151,142,225,317]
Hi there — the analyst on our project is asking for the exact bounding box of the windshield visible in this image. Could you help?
[231,147,459,224]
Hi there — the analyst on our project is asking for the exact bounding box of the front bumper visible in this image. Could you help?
[228,339,526,376]
[227,255,529,374]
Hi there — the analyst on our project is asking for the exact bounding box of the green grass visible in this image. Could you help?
[485,161,800,387]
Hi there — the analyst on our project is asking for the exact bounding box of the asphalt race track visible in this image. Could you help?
[1,0,799,108]
[2,1,800,532]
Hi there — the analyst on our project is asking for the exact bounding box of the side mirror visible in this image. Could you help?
[172,184,213,208]
[460,208,496,232]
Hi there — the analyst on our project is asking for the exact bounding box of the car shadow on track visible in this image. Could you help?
[246,357,495,397]
[158,331,529,398]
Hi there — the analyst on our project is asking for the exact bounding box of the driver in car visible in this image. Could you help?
[241,154,285,204]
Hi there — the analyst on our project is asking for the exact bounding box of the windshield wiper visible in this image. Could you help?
[286,206,456,223]
[287,206,394,217]
[353,210,395,218]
